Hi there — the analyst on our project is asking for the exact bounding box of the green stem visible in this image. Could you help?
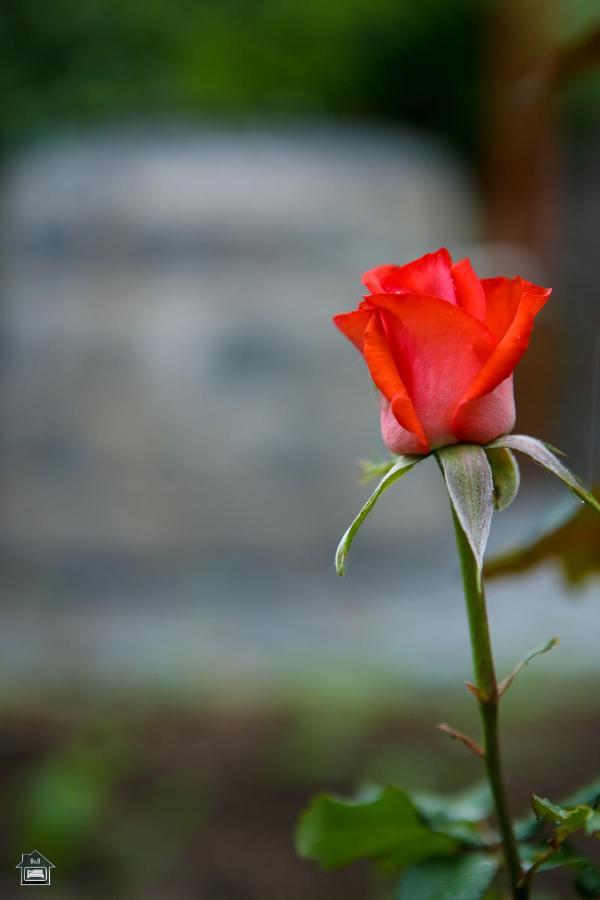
[452,510,527,900]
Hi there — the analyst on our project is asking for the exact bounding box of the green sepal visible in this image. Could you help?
[395,853,499,900]
[358,456,397,483]
[335,454,423,575]
[486,435,600,516]
[485,446,520,511]
[436,445,494,575]
[295,785,459,871]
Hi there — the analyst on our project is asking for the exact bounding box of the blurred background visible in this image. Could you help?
[0,0,599,896]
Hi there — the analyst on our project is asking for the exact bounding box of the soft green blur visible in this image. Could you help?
[1,0,598,152]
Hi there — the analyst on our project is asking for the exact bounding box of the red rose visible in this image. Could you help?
[334,248,551,455]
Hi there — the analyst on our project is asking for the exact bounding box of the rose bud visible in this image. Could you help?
[334,248,551,455]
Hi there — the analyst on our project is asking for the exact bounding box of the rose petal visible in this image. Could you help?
[454,376,515,445]
[332,309,373,351]
[453,281,551,438]
[483,276,549,339]
[482,277,525,339]
[362,248,456,303]
[363,313,428,450]
[368,293,496,449]
[380,396,430,455]
[451,258,486,321]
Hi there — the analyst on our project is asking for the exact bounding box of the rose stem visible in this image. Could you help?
[451,509,527,900]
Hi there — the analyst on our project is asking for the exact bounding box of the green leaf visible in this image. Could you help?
[295,786,459,871]
[517,774,600,842]
[576,863,600,897]
[532,796,592,843]
[497,637,559,696]
[561,775,600,809]
[546,802,600,840]
[514,814,543,843]
[519,845,600,897]
[586,810,600,836]
[519,842,586,873]
[532,795,567,822]
[413,783,493,825]
[412,783,493,847]
[436,445,494,573]
[358,456,397,483]
[484,490,600,587]
[396,853,498,900]
[335,455,422,575]
[485,447,520,511]
[486,436,600,516]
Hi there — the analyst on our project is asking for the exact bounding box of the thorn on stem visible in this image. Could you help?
[497,637,560,698]
[437,722,485,758]
[465,680,487,702]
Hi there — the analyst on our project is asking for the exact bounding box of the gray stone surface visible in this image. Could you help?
[0,124,597,694]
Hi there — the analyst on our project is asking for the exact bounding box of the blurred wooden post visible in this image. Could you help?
[483,2,600,442]
[484,0,600,253]
[483,0,557,254]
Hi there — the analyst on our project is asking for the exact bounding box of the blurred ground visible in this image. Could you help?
[1,687,600,899]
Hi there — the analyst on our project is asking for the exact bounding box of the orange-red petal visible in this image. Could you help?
[482,277,525,339]
[332,309,373,351]
[453,279,551,438]
[368,293,497,449]
[451,258,486,321]
[362,248,456,303]
[363,313,428,450]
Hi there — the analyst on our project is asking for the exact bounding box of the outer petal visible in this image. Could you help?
[363,314,428,450]
[482,277,525,339]
[380,396,429,455]
[453,280,551,439]
[332,309,373,351]
[362,248,456,303]
[483,276,550,339]
[451,258,486,321]
[368,294,497,449]
[453,375,515,444]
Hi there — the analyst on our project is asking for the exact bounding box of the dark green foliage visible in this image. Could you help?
[0,0,487,153]
[297,776,600,898]
[295,786,459,871]
[396,854,498,900]
[485,488,600,587]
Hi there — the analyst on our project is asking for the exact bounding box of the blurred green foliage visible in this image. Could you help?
[0,0,487,153]
[15,734,128,868]
[485,489,600,588]
[1,0,598,158]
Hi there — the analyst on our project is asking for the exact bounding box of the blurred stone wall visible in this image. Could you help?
[0,125,479,555]
[1,124,596,694]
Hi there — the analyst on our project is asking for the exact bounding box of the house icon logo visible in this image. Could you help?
[16,851,55,886]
